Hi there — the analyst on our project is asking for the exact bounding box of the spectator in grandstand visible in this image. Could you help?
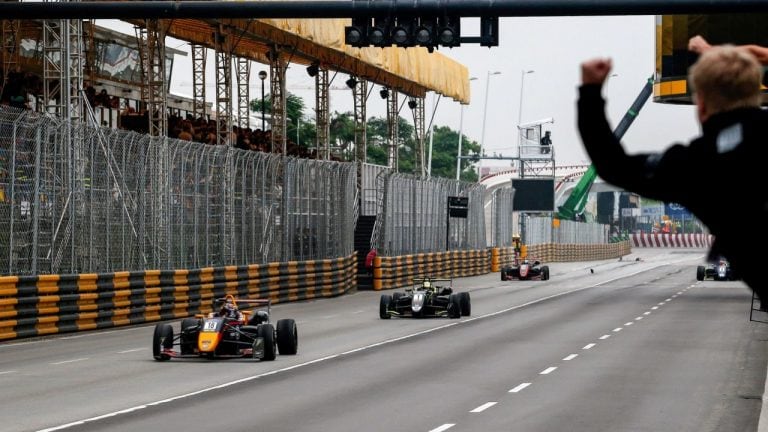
[576,43,768,306]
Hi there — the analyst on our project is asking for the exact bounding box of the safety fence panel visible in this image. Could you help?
[0,107,356,276]
[0,254,356,341]
[374,172,486,256]
[526,216,610,245]
[372,249,490,291]
[491,188,514,248]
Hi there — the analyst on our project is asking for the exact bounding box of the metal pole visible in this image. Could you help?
[517,69,534,148]
[456,104,464,181]
[478,71,500,181]
[2,1,766,20]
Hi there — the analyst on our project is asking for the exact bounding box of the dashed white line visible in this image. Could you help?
[672,295,678,298]
[321,314,338,319]
[470,402,497,413]
[0,370,17,375]
[563,354,578,361]
[613,327,622,332]
[51,358,88,365]
[643,311,651,315]
[430,424,455,432]
[635,317,644,321]
[677,291,683,295]
[624,322,634,326]
[651,306,659,310]
[658,302,665,306]
[509,383,531,393]
[665,298,672,302]
[599,335,610,340]
[583,343,596,350]
[540,367,557,375]
[352,310,366,314]
[116,348,144,354]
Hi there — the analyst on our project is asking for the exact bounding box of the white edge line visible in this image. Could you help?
[0,370,17,375]
[429,424,456,432]
[116,348,144,354]
[509,382,531,393]
[35,262,676,432]
[50,358,88,365]
[470,402,498,413]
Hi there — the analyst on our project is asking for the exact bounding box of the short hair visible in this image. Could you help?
[689,45,763,113]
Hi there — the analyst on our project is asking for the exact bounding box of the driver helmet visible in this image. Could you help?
[223,297,236,313]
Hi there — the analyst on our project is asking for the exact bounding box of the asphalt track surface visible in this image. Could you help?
[1,249,767,432]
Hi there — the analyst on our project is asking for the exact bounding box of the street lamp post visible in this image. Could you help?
[517,69,535,147]
[478,71,501,181]
[258,70,267,130]
[457,77,478,181]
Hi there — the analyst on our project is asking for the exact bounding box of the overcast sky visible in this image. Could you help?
[108,15,701,168]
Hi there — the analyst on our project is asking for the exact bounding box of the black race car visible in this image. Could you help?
[697,259,738,281]
[379,276,470,319]
[501,259,550,281]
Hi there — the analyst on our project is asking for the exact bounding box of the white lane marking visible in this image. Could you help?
[665,298,672,302]
[563,354,578,361]
[321,314,338,319]
[677,291,683,295]
[509,383,531,393]
[50,358,88,365]
[37,262,683,432]
[116,348,144,354]
[651,306,659,310]
[613,327,622,332]
[635,317,643,321]
[643,311,651,315]
[60,335,86,340]
[599,335,610,340]
[583,343,596,350]
[540,367,557,375]
[470,402,497,413]
[0,370,17,375]
[430,424,455,432]
[658,302,666,306]
[672,295,678,298]
[624,322,633,326]
[352,310,366,314]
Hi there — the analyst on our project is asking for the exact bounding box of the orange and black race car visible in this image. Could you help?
[152,295,298,361]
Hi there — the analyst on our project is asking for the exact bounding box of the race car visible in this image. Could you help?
[152,295,298,361]
[501,259,550,281]
[697,259,738,281]
[379,276,470,319]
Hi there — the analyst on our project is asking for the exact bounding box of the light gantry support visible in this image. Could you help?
[269,47,288,154]
[386,87,399,171]
[410,96,425,178]
[215,25,233,146]
[236,56,251,130]
[315,66,330,160]
[191,44,207,121]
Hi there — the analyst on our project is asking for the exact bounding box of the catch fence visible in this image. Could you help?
[0,107,356,275]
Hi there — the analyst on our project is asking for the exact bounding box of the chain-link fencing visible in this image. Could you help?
[372,172,486,256]
[0,107,356,275]
[490,188,515,247]
[524,215,610,245]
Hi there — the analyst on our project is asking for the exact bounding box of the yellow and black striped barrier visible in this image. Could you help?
[372,249,490,291]
[0,254,356,341]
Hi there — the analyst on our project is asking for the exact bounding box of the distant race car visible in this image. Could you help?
[379,276,470,319]
[697,259,738,281]
[501,259,550,281]
[152,295,298,361]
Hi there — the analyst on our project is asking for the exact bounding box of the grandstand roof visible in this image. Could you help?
[125,17,470,104]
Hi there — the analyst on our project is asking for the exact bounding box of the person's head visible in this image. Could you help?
[223,297,236,313]
[689,45,763,122]
[545,131,551,136]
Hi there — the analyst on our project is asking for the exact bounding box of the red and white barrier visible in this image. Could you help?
[630,233,714,248]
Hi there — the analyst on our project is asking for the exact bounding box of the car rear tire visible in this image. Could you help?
[541,266,550,281]
[500,268,507,281]
[459,292,471,316]
[276,319,298,355]
[380,294,392,319]
[152,323,174,361]
[696,266,705,281]
[448,294,461,319]
[258,324,276,361]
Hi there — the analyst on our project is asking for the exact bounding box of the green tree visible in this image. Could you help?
[250,92,316,149]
